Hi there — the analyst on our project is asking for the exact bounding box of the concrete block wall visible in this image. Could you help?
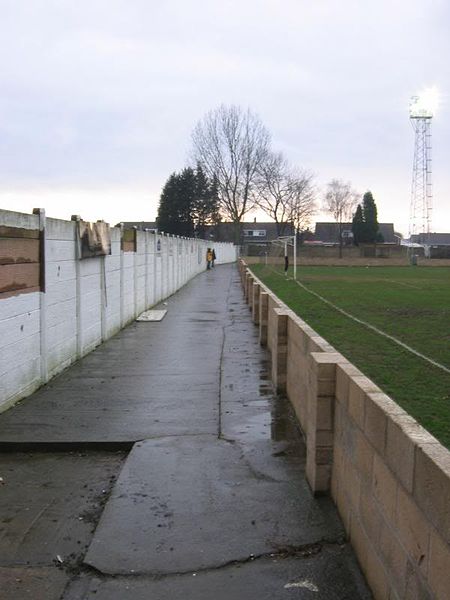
[269,309,288,393]
[333,366,450,599]
[45,217,78,377]
[244,255,450,268]
[241,260,450,600]
[0,209,237,411]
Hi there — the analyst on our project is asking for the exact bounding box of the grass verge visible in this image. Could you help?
[250,264,450,449]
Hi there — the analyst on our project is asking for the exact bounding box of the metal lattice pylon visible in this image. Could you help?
[409,111,432,240]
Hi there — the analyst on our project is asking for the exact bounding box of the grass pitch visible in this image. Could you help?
[250,264,450,448]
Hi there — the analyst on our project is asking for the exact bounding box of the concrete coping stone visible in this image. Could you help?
[309,335,336,353]
[311,351,349,366]
[387,411,440,445]
[417,442,450,477]
[288,311,316,334]
[366,391,407,418]
[350,375,382,395]
[337,362,364,379]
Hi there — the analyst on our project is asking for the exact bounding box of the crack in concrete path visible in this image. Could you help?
[72,538,348,581]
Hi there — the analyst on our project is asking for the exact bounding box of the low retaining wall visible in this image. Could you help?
[0,208,237,411]
[244,256,450,267]
[240,260,450,600]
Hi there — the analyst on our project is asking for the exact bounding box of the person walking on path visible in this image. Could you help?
[206,248,213,269]
[211,248,216,268]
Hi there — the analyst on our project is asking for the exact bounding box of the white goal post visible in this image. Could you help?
[266,235,297,280]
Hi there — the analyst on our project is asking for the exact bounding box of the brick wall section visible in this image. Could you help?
[287,312,335,437]
[241,260,450,600]
[333,367,450,599]
[306,352,349,494]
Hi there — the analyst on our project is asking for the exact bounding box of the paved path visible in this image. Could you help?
[0,264,371,599]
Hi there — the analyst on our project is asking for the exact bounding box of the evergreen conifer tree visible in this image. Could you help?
[156,165,220,237]
[351,191,381,244]
[156,172,178,234]
[156,168,196,236]
[351,204,365,245]
[362,191,379,243]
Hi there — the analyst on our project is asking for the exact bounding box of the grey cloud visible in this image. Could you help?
[0,0,448,233]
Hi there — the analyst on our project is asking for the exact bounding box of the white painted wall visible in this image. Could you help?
[0,211,41,411]
[0,210,237,411]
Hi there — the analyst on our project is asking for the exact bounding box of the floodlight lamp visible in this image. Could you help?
[409,86,439,118]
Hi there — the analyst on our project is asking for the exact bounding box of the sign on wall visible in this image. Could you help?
[78,221,111,258]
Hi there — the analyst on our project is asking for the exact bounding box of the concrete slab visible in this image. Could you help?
[84,436,344,575]
[0,452,125,567]
[64,547,371,600]
[0,567,69,600]
[136,309,167,321]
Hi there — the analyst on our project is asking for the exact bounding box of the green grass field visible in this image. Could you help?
[250,264,450,448]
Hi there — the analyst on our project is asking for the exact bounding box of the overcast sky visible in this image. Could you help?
[1,0,448,235]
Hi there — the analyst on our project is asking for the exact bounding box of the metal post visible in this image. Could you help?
[293,231,297,281]
[284,240,288,277]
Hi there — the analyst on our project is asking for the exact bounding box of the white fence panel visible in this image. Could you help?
[0,209,236,411]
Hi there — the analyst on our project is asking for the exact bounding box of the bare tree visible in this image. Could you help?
[323,179,358,257]
[191,105,270,243]
[255,151,316,236]
[289,172,317,233]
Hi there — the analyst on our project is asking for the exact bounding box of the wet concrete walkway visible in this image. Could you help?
[0,264,371,599]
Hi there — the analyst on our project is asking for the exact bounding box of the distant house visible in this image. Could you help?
[206,221,295,244]
[410,232,450,258]
[118,221,158,232]
[314,222,397,245]
[410,232,450,246]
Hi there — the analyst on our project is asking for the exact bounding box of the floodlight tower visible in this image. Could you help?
[408,88,438,241]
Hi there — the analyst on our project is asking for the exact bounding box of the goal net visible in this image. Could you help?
[265,236,297,279]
